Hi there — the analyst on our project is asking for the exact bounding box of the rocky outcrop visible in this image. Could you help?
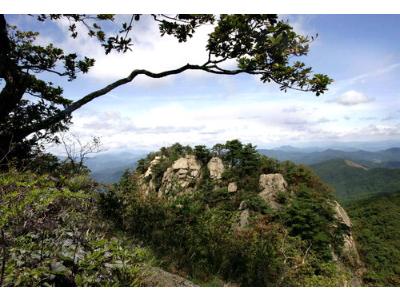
[332,200,364,286]
[333,201,362,267]
[236,200,250,229]
[207,157,224,179]
[140,156,164,196]
[158,155,201,197]
[334,201,352,227]
[144,156,163,178]
[141,267,198,287]
[258,173,288,210]
[228,182,238,193]
[239,209,250,229]
[136,150,364,286]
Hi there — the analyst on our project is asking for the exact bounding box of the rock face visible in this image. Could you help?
[237,201,249,230]
[141,267,198,287]
[239,209,250,229]
[334,201,352,227]
[228,182,238,193]
[144,156,163,178]
[333,200,364,286]
[158,155,202,197]
[140,156,164,196]
[258,173,288,210]
[207,157,224,179]
[333,201,362,266]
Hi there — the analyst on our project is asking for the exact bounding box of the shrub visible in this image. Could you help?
[0,170,153,287]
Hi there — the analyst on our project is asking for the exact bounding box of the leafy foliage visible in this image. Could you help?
[0,170,155,286]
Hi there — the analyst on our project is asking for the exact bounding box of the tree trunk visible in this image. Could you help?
[0,15,27,124]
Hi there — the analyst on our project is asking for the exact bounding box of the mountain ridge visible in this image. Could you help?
[310,158,400,203]
[87,147,400,183]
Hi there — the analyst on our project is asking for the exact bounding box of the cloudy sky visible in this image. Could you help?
[7,15,400,153]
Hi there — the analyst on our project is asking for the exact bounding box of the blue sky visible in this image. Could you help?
[6,14,400,153]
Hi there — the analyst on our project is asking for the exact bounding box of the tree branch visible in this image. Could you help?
[20,63,247,138]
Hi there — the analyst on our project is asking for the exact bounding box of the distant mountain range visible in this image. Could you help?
[85,151,145,183]
[258,147,400,167]
[85,146,400,184]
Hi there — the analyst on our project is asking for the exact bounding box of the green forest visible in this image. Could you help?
[346,192,400,286]
[311,159,400,202]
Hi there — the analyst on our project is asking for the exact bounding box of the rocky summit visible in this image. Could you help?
[128,141,364,286]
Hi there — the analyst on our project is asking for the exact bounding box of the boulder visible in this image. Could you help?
[258,173,288,210]
[228,182,238,193]
[172,157,189,170]
[141,267,198,287]
[207,157,224,179]
[238,201,247,210]
[158,155,202,197]
[239,209,250,229]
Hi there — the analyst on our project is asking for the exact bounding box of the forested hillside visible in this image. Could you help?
[346,192,400,286]
[5,140,400,286]
[310,159,400,203]
[99,141,364,286]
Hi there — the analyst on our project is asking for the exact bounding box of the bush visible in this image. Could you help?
[0,170,153,287]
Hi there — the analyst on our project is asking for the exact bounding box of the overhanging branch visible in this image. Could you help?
[20,62,248,137]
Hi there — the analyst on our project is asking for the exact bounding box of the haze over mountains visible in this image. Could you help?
[258,146,400,167]
[87,145,400,184]
[85,151,146,183]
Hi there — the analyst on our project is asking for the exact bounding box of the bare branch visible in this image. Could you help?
[60,132,103,172]
[0,134,14,166]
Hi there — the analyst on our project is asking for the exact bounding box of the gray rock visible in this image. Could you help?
[172,157,189,170]
[144,156,163,178]
[207,157,224,179]
[238,201,247,210]
[258,173,288,210]
[239,209,250,229]
[228,182,238,193]
[140,156,165,196]
[333,201,361,267]
[334,200,351,227]
[158,155,201,197]
[141,267,198,287]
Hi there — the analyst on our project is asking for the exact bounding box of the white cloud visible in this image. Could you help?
[285,15,317,38]
[331,90,374,106]
[49,15,220,87]
[44,90,399,155]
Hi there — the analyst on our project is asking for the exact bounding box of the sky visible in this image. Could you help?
[6,14,400,153]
